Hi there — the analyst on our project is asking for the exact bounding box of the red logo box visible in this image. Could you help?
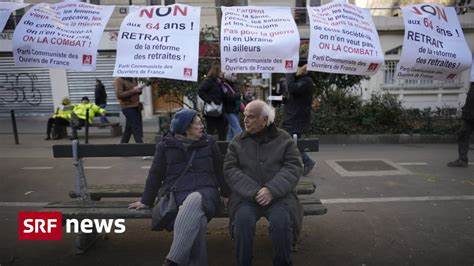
[184,68,192,77]
[285,60,293,69]
[446,74,457,79]
[367,63,379,72]
[82,54,93,65]
[18,212,62,240]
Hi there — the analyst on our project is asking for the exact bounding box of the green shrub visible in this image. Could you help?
[294,92,463,135]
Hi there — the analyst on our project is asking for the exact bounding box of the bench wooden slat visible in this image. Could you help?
[44,201,327,219]
[89,123,120,127]
[52,139,319,158]
[45,198,323,209]
[53,143,156,158]
[72,180,316,200]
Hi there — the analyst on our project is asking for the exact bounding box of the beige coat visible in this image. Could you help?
[114,78,141,109]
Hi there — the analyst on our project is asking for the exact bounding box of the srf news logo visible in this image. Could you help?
[18,212,125,240]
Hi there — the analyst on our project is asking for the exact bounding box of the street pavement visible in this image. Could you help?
[0,117,473,266]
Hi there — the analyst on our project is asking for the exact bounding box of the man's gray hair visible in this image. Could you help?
[256,100,275,126]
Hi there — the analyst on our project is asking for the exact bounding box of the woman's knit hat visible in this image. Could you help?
[170,109,198,135]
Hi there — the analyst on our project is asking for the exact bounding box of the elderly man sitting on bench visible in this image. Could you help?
[224,100,303,266]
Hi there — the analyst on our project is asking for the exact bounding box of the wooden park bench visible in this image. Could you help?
[45,138,327,254]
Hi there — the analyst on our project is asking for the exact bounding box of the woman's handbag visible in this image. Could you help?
[203,101,223,117]
[151,150,197,231]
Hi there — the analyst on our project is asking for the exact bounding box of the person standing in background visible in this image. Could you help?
[222,72,243,141]
[114,77,145,143]
[95,79,109,124]
[198,63,227,141]
[448,81,474,168]
[281,63,316,176]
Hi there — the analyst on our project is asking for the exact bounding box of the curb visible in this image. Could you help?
[308,134,468,144]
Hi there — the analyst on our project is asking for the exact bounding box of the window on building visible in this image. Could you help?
[384,60,397,84]
[385,46,402,56]
[150,0,175,5]
[294,0,307,25]
[295,0,321,25]
[81,0,100,4]
[4,8,25,30]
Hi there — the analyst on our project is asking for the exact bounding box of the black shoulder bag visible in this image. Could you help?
[151,150,197,231]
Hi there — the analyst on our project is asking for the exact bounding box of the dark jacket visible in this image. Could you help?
[222,80,241,114]
[94,82,107,105]
[281,73,315,134]
[462,82,474,121]
[141,134,230,230]
[224,124,303,240]
[198,77,224,105]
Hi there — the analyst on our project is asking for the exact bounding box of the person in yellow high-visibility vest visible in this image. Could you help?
[70,96,106,140]
[45,97,75,140]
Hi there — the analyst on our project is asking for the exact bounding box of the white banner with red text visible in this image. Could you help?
[396,3,472,80]
[220,6,300,73]
[307,0,383,76]
[113,4,200,81]
[12,2,113,71]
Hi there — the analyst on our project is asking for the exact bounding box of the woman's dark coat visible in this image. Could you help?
[462,82,474,122]
[141,134,230,230]
[281,73,315,134]
[198,77,224,105]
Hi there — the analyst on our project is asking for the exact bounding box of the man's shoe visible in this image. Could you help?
[44,136,51,140]
[162,258,178,266]
[447,159,468,168]
[303,161,316,176]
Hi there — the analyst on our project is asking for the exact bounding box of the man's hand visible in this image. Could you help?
[134,84,144,93]
[255,187,273,206]
[128,201,148,210]
[221,197,229,207]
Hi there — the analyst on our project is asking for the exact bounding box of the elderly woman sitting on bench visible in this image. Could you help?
[129,109,230,266]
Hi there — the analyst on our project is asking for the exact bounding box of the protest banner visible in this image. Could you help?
[396,3,472,80]
[307,0,383,76]
[0,2,28,32]
[113,4,200,81]
[12,2,113,71]
[220,6,300,73]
